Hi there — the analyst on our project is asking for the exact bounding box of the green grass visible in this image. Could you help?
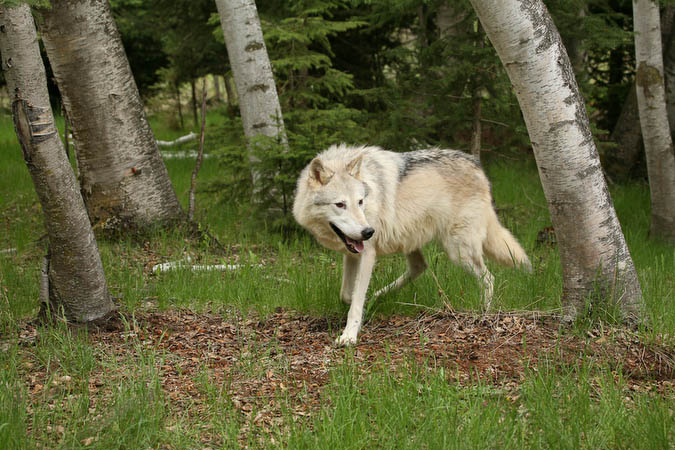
[286,357,673,449]
[0,109,672,448]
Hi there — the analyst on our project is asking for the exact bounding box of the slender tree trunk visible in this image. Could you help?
[609,84,643,180]
[215,0,288,177]
[175,83,185,129]
[223,74,237,117]
[469,0,643,321]
[61,103,70,160]
[470,89,482,163]
[567,5,588,82]
[37,0,184,231]
[0,4,114,322]
[633,0,675,243]
[417,6,429,49]
[188,79,207,222]
[213,75,222,103]
[611,7,675,180]
[190,78,199,127]
[436,2,470,40]
[664,8,675,133]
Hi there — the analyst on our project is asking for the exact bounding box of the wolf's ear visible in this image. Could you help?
[346,154,364,179]
[308,158,334,186]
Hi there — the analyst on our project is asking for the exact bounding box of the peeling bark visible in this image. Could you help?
[469,0,643,321]
[0,4,114,322]
[633,0,675,243]
[37,0,184,231]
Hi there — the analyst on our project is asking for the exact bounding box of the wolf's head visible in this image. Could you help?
[293,153,375,254]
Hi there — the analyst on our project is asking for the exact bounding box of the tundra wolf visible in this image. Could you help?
[293,144,531,345]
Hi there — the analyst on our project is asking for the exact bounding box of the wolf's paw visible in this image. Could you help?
[335,333,357,346]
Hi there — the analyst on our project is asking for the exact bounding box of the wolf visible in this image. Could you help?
[293,144,532,345]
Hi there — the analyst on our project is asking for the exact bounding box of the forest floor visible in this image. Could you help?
[2,112,673,447]
[12,307,674,446]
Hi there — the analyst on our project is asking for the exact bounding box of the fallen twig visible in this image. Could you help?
[157,132,197,147]
[152,257,263,273]
[160,150,213,160]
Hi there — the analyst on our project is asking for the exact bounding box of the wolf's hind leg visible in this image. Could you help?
[442,237,494,310]
[373,250,427,298]
[340,254,359,305]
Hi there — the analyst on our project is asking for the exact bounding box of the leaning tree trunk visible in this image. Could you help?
[469,0,643,321]
[633,0,675,243]
[215,0,288,185]
[37,0,184,231]
[0,4,114,322]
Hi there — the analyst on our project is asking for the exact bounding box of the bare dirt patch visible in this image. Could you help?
[15,308,675,444]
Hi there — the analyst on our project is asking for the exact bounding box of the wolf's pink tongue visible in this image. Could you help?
[347,237,364,253]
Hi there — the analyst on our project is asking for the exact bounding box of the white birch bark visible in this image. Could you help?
[0,4,114,322]
[468,0,643,320]
[215,0,288,175]
[37,0,184,231]
[633,0,675,243]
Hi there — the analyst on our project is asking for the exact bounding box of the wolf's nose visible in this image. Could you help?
[361,227,375,240]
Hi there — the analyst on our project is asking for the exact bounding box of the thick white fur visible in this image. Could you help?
[293,144,531,345]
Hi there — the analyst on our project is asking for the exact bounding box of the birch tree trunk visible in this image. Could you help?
[215,0,288,183]
[610,8,674,181]
[0,4,114,322]
[633,0,675,243]
[37,0,184,231]
[468,0,644,321]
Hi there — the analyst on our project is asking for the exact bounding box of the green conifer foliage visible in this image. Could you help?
[218,0,369,226]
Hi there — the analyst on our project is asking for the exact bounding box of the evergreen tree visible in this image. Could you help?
[217,0,368,225]
[111,0,169,98]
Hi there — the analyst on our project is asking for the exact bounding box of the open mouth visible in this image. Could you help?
[330,223,364,254]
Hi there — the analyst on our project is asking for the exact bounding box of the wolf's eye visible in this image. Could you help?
[335,202,346,209]
[359,199,363,206]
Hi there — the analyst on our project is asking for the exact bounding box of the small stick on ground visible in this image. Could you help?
[188,78,207,222]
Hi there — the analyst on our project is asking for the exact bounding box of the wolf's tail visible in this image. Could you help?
[483,211,532,272]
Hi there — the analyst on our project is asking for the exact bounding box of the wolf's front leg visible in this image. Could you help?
[340,254,359,305]
[336,248,376,346]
